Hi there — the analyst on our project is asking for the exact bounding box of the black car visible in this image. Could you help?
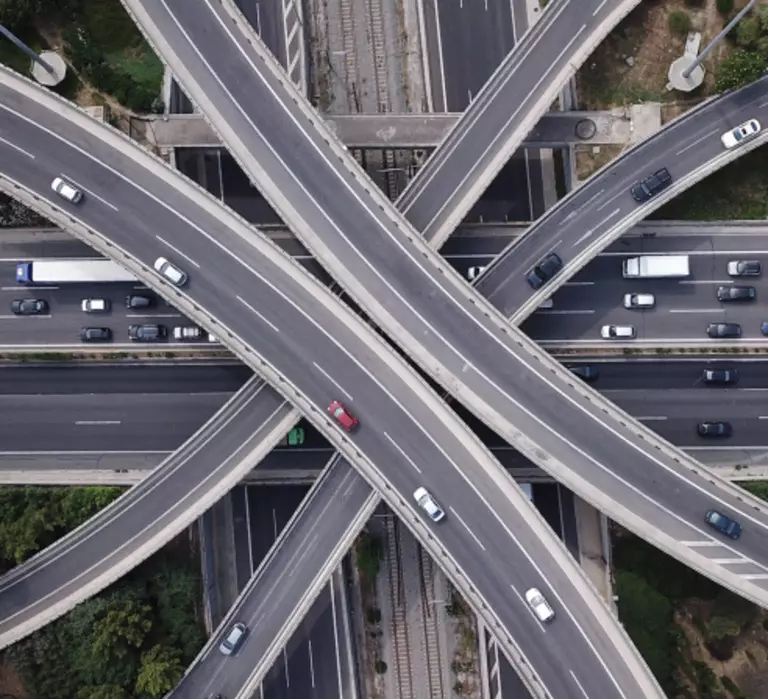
[727,260,761,277]
[568,365,600,382]
[705,509,742,539]
[717,285,756,302]
[630,167,672,203]
[702,368,738,385]
[79,327,112,342]
[707,322,741,339]
[525,252,563,290]
[697,421,733,438]
[128,324,167,342]
[11,298,48,315]
[125,294,154,309]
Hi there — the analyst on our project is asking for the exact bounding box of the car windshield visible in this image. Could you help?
[333,406,345,419]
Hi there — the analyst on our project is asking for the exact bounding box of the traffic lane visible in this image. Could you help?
[476,78,768,315]
[178,462,368,699]
[0,229,97,260]
[233,0,284,64]
[0,392,227,452]
[0,380,288,639]
[396,0,624,234]
[0,80,649,693]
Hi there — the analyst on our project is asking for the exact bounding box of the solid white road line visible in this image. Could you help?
[308,639,316,688]
[636,416,667,422]
[449,507,485,551]
[1,286,59,291]
[0,135,35,159]
[570,670,591,699]
[675,128,720,156]
[66,177,119,211]
[681,540,720,547]
[536,310,595,315]
[668,309,724,313]
[237,295,281,333]
[74,420,121,426]
[679,280,732,285]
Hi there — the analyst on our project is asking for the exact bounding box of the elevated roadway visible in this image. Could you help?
[0,69,651,699]
[148,111,633,148]
[123,0,768,618]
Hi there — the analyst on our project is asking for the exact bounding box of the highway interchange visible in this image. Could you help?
[3,0,768,696]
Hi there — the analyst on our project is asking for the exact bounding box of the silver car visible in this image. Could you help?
[721,119,761,149]
[467,266,486,281]
[413,487,445,522]
[154,256,188,286]
[51,176,83,203]
[623,293,655,309]
[525,587,555,622]
[219,622,247,656]
[600,324,636,340]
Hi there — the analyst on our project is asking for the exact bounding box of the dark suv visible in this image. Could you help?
[697,421,732,438]
[11,298,48,315]
[125,294,154,309]
[630,167,672,203]
[79,327,112,342]
[525,252,563,290]
[128,324,167,342]
[717,285,756,302]
[705,509,741,539]
[702,368,738,385]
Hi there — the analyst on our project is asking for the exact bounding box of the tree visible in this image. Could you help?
[76,686,130,699]
[668,11,692,36]
[356,532,382,580]
[92,600,153,662]
[135,645,184,697]
[715,49,766,93]
[736,16,761,48]
[0,0,42,30]
[756,4,768,33]
[716,0,734,14]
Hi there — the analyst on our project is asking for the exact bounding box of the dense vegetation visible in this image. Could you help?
[715,4,768,92]
[615,482,768,698]
[1,0,163,112]
[0,487,205,699]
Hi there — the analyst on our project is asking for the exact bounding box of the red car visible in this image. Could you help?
[328,401,359,432]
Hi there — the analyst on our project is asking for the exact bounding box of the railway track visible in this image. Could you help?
[419,544,445,699]
[385,516,415,699]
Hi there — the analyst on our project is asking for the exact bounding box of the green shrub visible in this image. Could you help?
[757,4,768,32]
[668,10,692,35]
[717,0,734,14]
[736,16,761,48]
[715,49,767,92]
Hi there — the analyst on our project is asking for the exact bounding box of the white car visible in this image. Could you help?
[173,325,203,340]
[467,266,486,281]
[51,177,83,204]
[413,487,445,522]
[623,293,655,309]
[154,257,188,286]
[601,324,636,340]
[721,119,761,149]
[525,587,555,623]
[81,298,110,313]
[537,298,554,310]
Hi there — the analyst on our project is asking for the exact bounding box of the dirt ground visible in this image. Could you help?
[676,599,768,698]
[0,660,29,699]
[578,0,732,110]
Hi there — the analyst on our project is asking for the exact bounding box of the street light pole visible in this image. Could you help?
[0,24,67,86]
[0,25,54,73]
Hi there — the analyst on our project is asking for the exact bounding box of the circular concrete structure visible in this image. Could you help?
[575,119,597,140]
[31,52,67,87]
[668,55,705,93]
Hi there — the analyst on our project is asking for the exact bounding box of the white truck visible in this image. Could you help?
[622,255,689,279]
[16,259,136,284]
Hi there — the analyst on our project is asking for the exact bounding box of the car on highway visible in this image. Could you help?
[762,322,768,337]
[281,426,305,446]
[219,622,247,656]
[153,257,188,287]
[717,285,756,302]
[525,587,555,623]
[697,421,733,438]
[79,327,112,342]
[600,324,636,340]
[128,324,167,342]
[702,368,738,385]
[125,294,154,309]
[51,176,83,204]
[721,119,761,149]
[707,322,741,339]
[413,486,445,522]
[172,325,203,341]
[11,298,48,315]
[81,298,110,313]
[727,260,761,277]
[623,293,655,309]
[630,167,672,203]
[525,251,562,290]
[328,400,358,431]
[705,509,742,539]
[467,266,485,281]
[568,365,600,382]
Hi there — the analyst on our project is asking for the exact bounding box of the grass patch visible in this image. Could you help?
[105,45,163,91]
[651,145,768,220]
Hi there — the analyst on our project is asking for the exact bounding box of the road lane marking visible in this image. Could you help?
[126,313,182,318]
[713,558,752,564]
[312,361,353,401]
[536,309,594,315]
[0,314,52,319]
[682,540,720,547]
[1,286,59,291]
[0,135,35,159]
[155,235,201,268]
[66,177,119,211]
[759,416,768,420]
[636,416,667,422]
[74,420,121,425]
[308,639,316,688]
[675,127,720,156]
[244,485,255,574]
[449,507,485,551]
[742,574,768,580]
[592,0,609,15]
[570,671,591,699]
[679,280,733,284]
[384,432,422,473]
[668,308,724,313]
[572,208,621,247]
[237,295,281,332]
[563,281,594,286]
